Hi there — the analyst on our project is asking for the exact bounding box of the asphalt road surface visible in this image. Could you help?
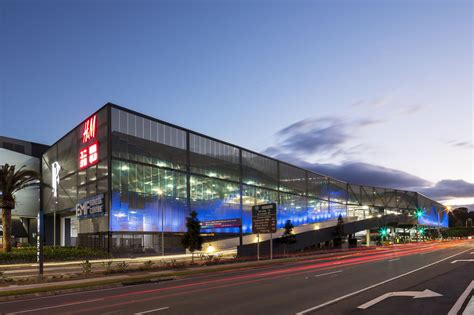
[0,241,472,315]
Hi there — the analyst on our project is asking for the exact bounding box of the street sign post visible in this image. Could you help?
[252,203,277,260]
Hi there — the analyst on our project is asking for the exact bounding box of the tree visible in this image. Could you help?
[181,211,203,262]
[0,164,39,252]
[333,214,345,248]
[280,220,296,255]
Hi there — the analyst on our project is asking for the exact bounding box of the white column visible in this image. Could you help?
[366,229,371,246]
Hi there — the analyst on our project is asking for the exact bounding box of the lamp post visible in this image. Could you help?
[158,189,164,256]
[437,206,451,239]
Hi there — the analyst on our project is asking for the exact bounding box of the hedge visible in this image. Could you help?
[0,246,111,264]
[441,227,474,238]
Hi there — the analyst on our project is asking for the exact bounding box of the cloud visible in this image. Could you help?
[454,204,474,212]
[266,99,424,161]
[272,153,431,190]
[265,116,383,159]
[261,99,470,205]
[395,104,423,116]
[420,180,474,200]
[446,140,474,150]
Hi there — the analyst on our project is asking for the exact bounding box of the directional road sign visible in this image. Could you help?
[252,203,277,234]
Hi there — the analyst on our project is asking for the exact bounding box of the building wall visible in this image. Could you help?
[0,148,40,218]
[0,136,49,158]
[41,107,109,245]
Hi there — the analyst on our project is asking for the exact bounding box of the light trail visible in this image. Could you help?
[64,242,464,315]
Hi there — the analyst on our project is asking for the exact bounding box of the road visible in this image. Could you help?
[0,241,472,315]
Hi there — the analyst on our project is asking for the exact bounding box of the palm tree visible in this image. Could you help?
[0,164,39,252]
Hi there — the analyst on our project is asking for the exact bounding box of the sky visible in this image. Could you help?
[1,0,473,208]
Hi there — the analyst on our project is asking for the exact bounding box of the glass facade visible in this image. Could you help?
[42,107,109,246]
[42,103,448,252]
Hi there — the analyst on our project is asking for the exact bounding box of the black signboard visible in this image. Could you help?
[76,193,105,219]
[252,203,277,234]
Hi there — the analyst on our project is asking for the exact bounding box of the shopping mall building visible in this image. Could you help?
[0,136,49,247]
[38,103,448,254]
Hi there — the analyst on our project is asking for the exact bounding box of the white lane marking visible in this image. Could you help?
[358,289,442,309]
[134,306,170,314]
[313,270,342,278]
[462,296,474,315]
[295,248,471,315]
[451,259,474,264]
[5,298,104,314]
[448,280,474,315]
[388,258,400,262]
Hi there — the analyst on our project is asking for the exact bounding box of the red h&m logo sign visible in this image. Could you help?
[79,115,99,170]
[82,115,97,143]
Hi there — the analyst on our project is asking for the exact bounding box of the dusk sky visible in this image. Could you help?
[1,0,472,208]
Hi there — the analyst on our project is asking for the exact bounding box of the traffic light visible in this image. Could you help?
[415,209,423,218]
[379,227,388,237]
[418,227,425,235]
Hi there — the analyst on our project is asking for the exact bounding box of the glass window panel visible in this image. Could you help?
[279,163,306,195]
[348,184,361,205]
[144,118,151,141]
[190,175,241,234]
[328,179,348,204]
[329,201,347,219]
[127,113,135,137]
[371,187,385,207]
[308,198,330,222]
[242,150,278,189]
[112,107,120,132]
[360,186,374,205]
[307,173,328,200]
[189,133,240,181]
[110,166,188,232]
[136,116,144,139]
[119,109,128,134]
[278,193,308,227]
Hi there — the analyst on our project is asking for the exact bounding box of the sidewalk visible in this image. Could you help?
[0,249,237,269]
[0,249,237,278]
[0,256,304,298]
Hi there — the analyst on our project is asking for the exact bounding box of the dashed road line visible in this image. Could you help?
[295,248,471,315]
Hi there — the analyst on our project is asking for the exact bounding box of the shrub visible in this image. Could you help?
[143,260,154,269]
[102,260,114,274]
[0,246,111,264]
[115,261,129,273]
[81,260,92,275]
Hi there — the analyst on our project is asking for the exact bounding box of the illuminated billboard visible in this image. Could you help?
[78,115,99,170]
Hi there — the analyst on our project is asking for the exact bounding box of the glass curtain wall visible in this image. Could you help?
[109,105,445,246]
[42,107,109,247]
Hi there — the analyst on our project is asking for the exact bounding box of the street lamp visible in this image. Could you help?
[415,209,423,218]
[156,189,164,257]
[379,227,388,245]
